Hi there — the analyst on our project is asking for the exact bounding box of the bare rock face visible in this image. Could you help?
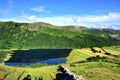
[55,65,88,80]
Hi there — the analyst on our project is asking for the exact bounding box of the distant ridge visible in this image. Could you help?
[0,21,120,49]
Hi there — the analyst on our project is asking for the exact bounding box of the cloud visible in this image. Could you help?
[30,6,50,14]
[21,12,120,25]
[83,12,120,22]
[92,9,120,14]
[21,12,37,21]
[1,12,120,30]
[20,12,120,29]
[0,0,13,15]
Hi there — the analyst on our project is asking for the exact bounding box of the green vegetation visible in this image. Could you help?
[0,46,120,80]
[0,21,120,49]
[66,62,120,80]
[0,51,13,63]
[29,63,48,68]
[0,51,7,63]
[67,47,120,63]
[72,50,90,59]
[66,47,120,80]
[67,49,91,63]
[0,64,57,80]
[0,21,120,80]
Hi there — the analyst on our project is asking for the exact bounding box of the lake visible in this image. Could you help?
[5,49,71,66]
[5,58,66,66]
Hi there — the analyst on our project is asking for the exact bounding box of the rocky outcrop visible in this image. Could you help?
[55,65,88,80]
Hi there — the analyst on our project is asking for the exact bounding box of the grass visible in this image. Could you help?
[74,50,90,58]
[0,62,120,80]
[104,46,120,55]
[78,48,106,57]
[0,64,58,80]
[67,46,120,63]
[0,46,120,80]
[64,62,120,80]
[66,47,120,80]
[67,49,90,63]
[2,62,118,80]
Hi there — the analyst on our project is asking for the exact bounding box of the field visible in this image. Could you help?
[0,46,120,80]
[66,46,120,80]
[0,64,57,80]
[64,62,120,80]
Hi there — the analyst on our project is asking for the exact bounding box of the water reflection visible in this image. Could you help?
[5,58,67,66]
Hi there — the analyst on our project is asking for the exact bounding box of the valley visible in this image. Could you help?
[0,46,120,80]
[1,0,120,79]
[0,21,120,80]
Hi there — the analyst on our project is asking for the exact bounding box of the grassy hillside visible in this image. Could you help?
[0,21,120,49]
[0,64,57,80]
[64,62,120,80]
[0,62,120,80]
[1,62,120,80]
[0,21,120,80]
[67,46,120,63]
[0,46,120,80]
[66,46,120,80]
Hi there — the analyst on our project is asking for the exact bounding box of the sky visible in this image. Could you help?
[0,0,120,29]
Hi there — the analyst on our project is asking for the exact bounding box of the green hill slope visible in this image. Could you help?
[0,46,120,80]
[0,21,120,49]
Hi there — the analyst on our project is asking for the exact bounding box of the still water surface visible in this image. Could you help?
[5,57,66,66]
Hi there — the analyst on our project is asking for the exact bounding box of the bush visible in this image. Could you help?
[30,63,48,68]
[70,64,76,67]
[105,52,111,55]
[86,55,106,62]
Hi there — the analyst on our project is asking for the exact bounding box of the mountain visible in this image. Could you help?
[0,21,120,49]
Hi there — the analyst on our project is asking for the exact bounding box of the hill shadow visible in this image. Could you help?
[6,49,72,62]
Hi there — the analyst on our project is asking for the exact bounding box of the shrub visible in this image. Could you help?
[30,63,48,68]
[105,52,111,55]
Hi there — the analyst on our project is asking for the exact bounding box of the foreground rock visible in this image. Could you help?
[55,65,88,80]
